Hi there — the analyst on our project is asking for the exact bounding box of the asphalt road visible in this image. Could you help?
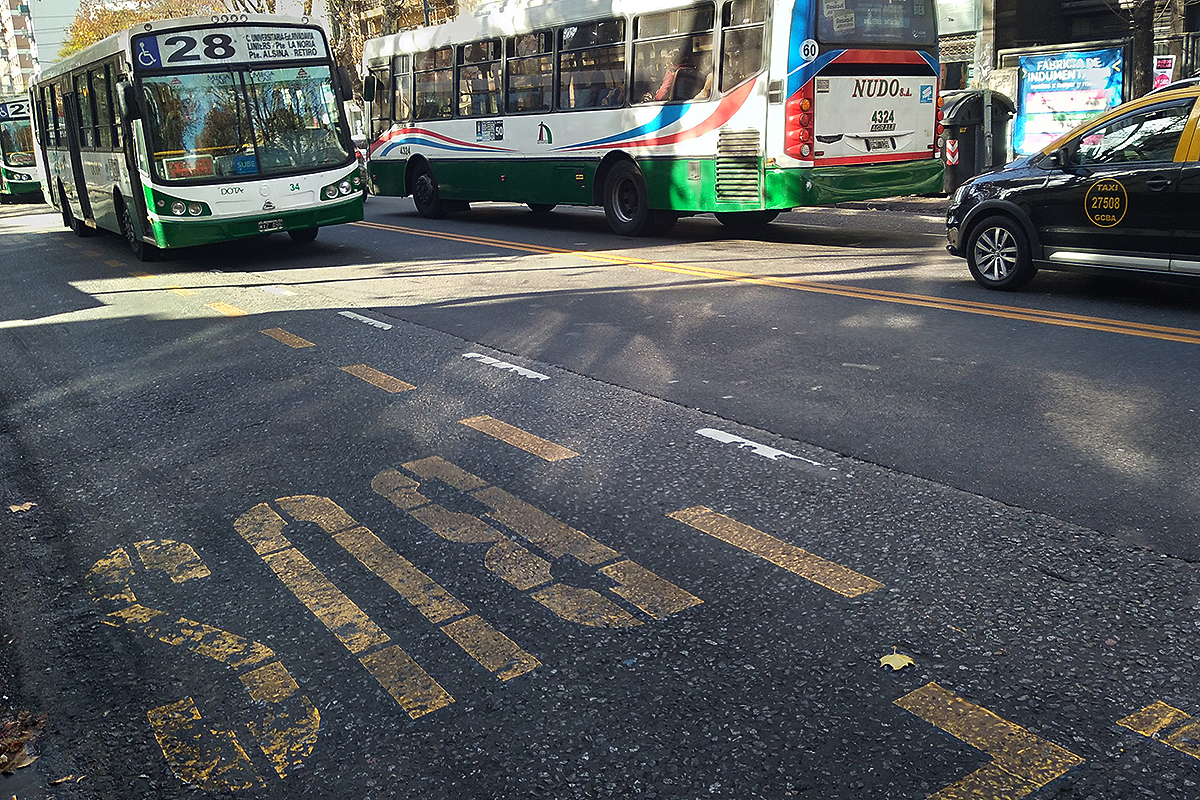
[2,196,1200,799]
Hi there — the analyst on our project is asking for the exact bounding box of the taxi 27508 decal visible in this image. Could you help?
[1085,179,1128,227]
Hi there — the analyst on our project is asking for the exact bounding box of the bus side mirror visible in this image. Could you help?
[362,74,378,104]
[337,66,353,102]
[118,81,141,120]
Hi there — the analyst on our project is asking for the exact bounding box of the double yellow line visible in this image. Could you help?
[355,219,1200,346]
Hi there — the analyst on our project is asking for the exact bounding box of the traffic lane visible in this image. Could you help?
[1,258,1199,800]
[307,203,1200,560]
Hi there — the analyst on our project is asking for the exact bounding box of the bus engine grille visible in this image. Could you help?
[716,130,762,202]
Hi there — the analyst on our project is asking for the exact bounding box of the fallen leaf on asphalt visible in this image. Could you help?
[0,710,46,775]
[879,647,915,671]
[6,502,35,513]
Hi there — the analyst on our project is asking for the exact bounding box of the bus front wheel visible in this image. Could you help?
[412,162,445,219]
[603,161,654,236]
[119,200,156,261]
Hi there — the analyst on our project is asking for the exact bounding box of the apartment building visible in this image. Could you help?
[0,0,38,95]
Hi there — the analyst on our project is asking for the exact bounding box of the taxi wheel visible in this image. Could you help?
[966,216,1036,290]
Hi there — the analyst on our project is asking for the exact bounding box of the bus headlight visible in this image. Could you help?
[187,203,203,216]
[171,201,187,216]
[323,185,339,199]
[338,180,352,195]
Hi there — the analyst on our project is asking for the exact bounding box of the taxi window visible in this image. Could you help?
[1076,99,1193,166]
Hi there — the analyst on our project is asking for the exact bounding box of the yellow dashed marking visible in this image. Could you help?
[134,539,211,583]
[358,646,454,718]
[668,506,882,597]
[104,259,124,267]
[340,363,416,393]
[260,327,315,348]
[1119,701,1200,760]
[207,302,248,317]
[131,270,155,279]
[896,682,1084,799]
[459,415,579,461]
[82,249,100,257]
[165,284,197,296]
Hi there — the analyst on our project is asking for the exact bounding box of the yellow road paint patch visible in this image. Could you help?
[131,270,155,279]
[166,284,197,296]
[260,327,315,348]
[134,539,211,583]
[358,645,455,718]
[1119,701,1200,760]
[459,415,578,461]
[668,506,883,598]
[441,615,542,680]
[340,364,416,393]
[148,697,264,791]
[599,559,704,619]
[207,302,248,317]
[104,259,123,267]
[896,682,1083,799]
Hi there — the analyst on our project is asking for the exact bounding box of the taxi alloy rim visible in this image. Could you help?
[974,225,1018,281]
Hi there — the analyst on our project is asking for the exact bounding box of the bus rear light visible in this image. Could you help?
[785,83,816,160]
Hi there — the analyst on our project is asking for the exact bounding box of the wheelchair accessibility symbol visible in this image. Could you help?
[137,38,160,68]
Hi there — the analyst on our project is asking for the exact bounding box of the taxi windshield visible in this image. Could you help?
[0,117,35,167]
[141,65,350,182]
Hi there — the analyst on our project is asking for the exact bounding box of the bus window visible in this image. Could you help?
[720,0,765,92]
[51,84,64,146]
[76,73,95,147]
[414,47,453,120]
[458,39,501,117]
[505,31,552,114]
[816,0,936,46]
[392,55,412,122]
[142,71,252,180]
[367,61,393,134]
[92,67,113,148]
[558,18,626,110]
[245,66,350,175]
[633,5,715,104]
[0,114,35,167]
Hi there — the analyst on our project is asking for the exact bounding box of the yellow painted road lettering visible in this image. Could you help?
[260,327,315,348]
[1119,701,1200,760]
[459,415,579,461]
[374,458,701,627]
[668,506,883,598]
[86,543,319,790]
[340,364,416,393]
[896,682,1083,799]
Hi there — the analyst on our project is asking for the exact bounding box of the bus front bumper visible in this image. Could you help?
[150,195,364,249]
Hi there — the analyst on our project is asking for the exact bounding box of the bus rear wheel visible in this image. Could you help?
[603,161,654,236]
[288,227,319,243]
[715,210,780,229]
[412,162,445,219]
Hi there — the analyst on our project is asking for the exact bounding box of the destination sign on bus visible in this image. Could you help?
[134,26,328,71]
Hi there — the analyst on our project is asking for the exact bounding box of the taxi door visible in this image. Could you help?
[1171,101,1200,273]
[1032,98,1193,272]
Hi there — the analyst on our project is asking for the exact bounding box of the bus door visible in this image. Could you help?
[61,92,94,221]
[116,80,153,236]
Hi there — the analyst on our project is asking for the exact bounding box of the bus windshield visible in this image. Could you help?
[141,65,350,182]
[815,0,937,47]
[0,117,35,167]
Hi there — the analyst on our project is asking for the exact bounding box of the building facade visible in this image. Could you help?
[0,0,38,95]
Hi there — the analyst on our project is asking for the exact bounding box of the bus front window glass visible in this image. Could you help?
[0,118,35,167]
[142,71,254,181]
[816,0,936,46]
[247,66,350,175]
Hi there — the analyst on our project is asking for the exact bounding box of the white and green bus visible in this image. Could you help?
[0,96,41,203]
[360,0,943,235]
[30,14,364,259]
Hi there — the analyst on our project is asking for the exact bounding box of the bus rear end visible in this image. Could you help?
[778,0,942,204]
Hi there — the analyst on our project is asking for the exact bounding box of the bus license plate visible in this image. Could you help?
[258,219,284,233]
[866,138,893,151]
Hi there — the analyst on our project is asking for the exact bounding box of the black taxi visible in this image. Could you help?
[946,83,1200,290]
